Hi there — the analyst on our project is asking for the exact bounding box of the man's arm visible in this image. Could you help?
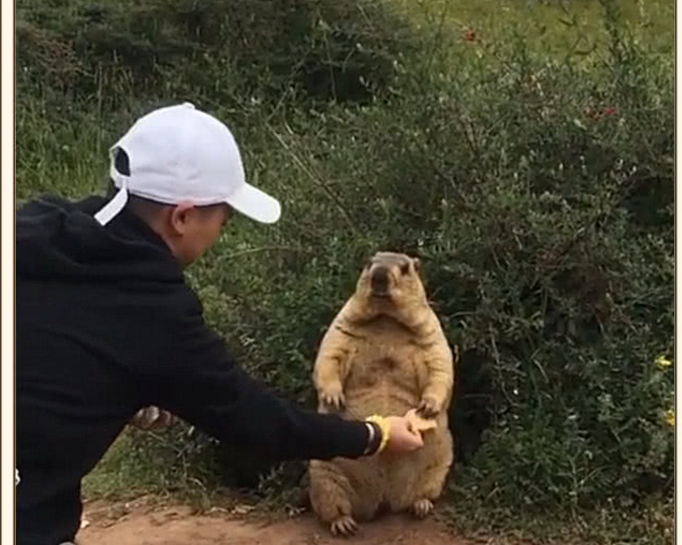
[148,293,373,462]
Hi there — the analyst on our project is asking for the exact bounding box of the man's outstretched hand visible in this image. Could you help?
[383,415,425,454]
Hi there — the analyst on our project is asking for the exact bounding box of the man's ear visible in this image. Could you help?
[168,202,195,235]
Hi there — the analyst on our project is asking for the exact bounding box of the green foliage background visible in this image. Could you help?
[16,0,674,542]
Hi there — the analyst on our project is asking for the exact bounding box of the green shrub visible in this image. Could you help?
[16,0,416,109]
[184,14,674,520]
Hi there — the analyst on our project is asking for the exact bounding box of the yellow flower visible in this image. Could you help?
[664,409,674,427]
[656,355,672,369]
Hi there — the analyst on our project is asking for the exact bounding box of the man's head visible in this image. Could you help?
[126,193,231,268]
[95,102,281,267]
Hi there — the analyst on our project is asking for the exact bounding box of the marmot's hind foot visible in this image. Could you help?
[412,498,434,519]
[330,515,359,537]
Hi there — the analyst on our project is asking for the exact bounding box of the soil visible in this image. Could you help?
[77,496,480,545]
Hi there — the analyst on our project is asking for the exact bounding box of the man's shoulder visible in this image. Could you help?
[17,194,105,217]
[174,283,203,312]
[160,282,204,322]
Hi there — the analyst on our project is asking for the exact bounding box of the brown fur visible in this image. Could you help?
[308,252,456,536]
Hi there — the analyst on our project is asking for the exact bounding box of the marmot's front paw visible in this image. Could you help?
[417,395,441,418]
[319,385,346,411]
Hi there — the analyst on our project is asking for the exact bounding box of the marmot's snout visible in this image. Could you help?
[370,265,390,296]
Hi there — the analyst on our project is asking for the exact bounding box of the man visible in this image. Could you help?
[16,102,424,545]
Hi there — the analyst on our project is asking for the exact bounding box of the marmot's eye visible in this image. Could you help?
[400,263,410,275]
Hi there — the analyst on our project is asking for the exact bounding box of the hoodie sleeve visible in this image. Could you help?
[152,290,370,462]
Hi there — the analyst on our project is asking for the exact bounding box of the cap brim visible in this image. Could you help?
[225,183,281,224]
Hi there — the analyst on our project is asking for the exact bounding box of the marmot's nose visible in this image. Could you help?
[371,265,389,292]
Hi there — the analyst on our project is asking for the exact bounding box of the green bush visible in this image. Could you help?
[16,0,673,539]
[16,0,416,109]
[187,12,674,522]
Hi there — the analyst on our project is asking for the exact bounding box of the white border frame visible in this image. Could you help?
[0,2,679,544]
[2,0,16,542]
[675,2,680,542]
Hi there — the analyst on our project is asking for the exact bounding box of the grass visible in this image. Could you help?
[82,426,310,516]
[394,0,673,53]
[82,427,241,510]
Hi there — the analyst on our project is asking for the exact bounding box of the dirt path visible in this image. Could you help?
[77,497,476,545]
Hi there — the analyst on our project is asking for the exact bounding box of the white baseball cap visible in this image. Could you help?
[94,102,281,226]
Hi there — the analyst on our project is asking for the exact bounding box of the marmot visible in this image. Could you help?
[308,251,456,536]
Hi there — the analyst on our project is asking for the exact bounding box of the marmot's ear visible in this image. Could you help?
[412,257,421,272]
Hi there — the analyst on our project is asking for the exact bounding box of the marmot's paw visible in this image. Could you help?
[417,396,441,418]
[320,387,346,411]
[412,498,434,519]
[330,515,358,537]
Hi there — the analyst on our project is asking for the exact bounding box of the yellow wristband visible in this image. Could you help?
[365,415,390,454]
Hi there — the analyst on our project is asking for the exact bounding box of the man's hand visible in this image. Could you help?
[382,415,424,454]
[129,406,178,431]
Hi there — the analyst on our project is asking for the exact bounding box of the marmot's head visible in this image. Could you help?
[353,252,428,322]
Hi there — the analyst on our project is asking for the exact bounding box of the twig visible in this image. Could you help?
[267,124,360,233]
[489,324,515,408]
[219,246,312,261]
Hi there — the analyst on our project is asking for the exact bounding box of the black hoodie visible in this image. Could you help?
[16,195,369,545]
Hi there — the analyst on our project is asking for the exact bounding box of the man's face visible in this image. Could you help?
[167,203,231,267]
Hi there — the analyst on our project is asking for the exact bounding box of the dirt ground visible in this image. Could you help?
[77,497,479,545]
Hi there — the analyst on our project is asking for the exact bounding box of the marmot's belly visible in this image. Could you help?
[344,364,421,418]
